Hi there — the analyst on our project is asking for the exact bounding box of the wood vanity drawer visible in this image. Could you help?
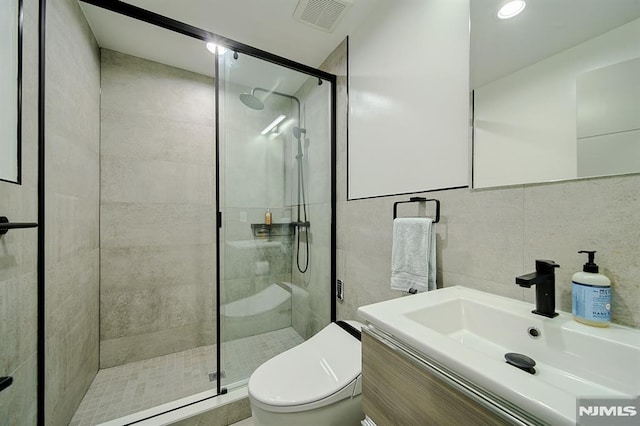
[362,329,514,426]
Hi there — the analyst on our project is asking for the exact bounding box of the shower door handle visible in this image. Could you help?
[0,216,38,236]
[0,376,13,393]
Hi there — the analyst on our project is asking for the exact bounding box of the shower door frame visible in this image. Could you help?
[60,0,336,409]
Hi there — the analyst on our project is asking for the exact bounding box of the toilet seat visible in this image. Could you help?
[250,375,361,414]
[248,321,363,414]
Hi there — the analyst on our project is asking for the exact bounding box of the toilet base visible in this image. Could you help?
[250,394,363,426]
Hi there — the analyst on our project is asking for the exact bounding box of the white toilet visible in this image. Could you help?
[248,320,364,426]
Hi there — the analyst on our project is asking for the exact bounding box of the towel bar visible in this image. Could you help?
[392,198,440,223]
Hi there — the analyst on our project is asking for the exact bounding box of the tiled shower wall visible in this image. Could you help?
[99,50,216,368]
[323,41,640,329]
[0,0,38,423]
[45,0,101,425]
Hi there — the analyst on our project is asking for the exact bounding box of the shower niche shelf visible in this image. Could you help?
[251,223,295,239]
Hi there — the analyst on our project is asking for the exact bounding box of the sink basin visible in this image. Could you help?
[358,286,640,425]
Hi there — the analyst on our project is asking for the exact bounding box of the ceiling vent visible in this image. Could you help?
[293,0,352,33]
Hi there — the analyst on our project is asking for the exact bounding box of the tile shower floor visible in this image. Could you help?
[70,327,304,426]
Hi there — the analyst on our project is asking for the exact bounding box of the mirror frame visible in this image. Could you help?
[0,0,23,185]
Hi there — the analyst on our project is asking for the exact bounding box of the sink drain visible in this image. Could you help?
[528,326,541,339]
[505,352,536,375]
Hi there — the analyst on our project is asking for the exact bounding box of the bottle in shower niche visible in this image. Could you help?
[265,208,272,225]
[572,250,611,327]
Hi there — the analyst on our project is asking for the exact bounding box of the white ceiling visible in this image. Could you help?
[115,0,381,68]
[79,0,382,94]
[80,2,311,94]
[79,0,640,91]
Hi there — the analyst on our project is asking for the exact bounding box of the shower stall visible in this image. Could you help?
[67,2,336,424]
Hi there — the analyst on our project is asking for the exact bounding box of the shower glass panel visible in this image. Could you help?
[218,50,333,389]
[70,3,219,424]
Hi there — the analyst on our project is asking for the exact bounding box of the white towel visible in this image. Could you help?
[390,217,436,293]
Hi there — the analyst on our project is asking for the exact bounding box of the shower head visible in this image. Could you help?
[239,92,264,110]
[293,127,307,139]
[240,88,302,114]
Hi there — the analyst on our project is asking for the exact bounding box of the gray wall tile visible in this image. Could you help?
[101,49,214,126]
[100,50,217,365]
[0,1,39,423]
[44,0,101,425]
[100,203,215,248]
[100,157,214,205]
[99,324,202,368]
[100,245,215,292]
[523,175,640,326]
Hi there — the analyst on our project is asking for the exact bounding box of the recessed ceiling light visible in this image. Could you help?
[206,42,227,55]
[497,0,526,19]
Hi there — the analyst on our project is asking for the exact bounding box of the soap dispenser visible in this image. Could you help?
[265,208,272,226]
[572,250,611,327]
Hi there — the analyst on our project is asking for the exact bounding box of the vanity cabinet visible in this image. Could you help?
[362,328,513,426]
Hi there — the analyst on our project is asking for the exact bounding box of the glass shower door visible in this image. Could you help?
[217,49,334,390]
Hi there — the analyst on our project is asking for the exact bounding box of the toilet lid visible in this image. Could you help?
[248,322,362,408]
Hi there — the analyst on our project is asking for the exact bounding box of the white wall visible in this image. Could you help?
[474,18,640,188]
[0,0,19,182]
[348,0,470,199]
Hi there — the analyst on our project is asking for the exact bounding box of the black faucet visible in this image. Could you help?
[516,260,560,318]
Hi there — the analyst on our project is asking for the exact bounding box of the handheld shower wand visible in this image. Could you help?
[293,127,306,139]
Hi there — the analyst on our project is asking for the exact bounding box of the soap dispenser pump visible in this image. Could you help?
[572,250,611,327]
